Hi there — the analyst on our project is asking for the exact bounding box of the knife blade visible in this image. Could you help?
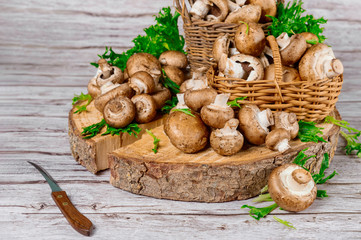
[28,161,93,236]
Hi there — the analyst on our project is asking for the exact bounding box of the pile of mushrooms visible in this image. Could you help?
[213,29,344,83]
[87,50,188,128]
[163,85,301,155]
[190,0,277,24]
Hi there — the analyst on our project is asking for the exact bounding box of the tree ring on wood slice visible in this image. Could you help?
[109,109,341,203]
[68,101,165,174]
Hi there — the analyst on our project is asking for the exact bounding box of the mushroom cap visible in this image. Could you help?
[273,112,299,139]
[201,103,235,129]
[235,22,266,57]
[268,163,317,212]
[88,77,101,99]
[128,71,155,95]
[229,54,265,81]
[184,88,218,112]
[163,65,185,86]
[96,59,124,87]
[159,51,188,69]
[265,128,291,152]
[264,64,301,82]
[248,0,277,23]
[190,0,211,20]
[225,4,262,24]
[299,43,344,82]
[103,96,136,128]
[206,0,229,22]
[94,83,135,112]
[238,105,273,145]
[151,88,172,110]
[126,53,162,83]
[279,34,307,66]
[164,111,209,153]
[213,34,231,63]
[210,119,244,156]
[131,94,157,124]
[300,32,319,48]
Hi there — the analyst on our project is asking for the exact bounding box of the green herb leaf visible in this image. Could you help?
[306,39,319,45]
[267,0,327,42]
[162,69,180,94]
[241,203,278,220]
[273,216,296,230]
[172,108,195,117]
[239,21,249,35]
[227,97,247,108]
[325,116,361,134]
[260,185,268,194]
[293,148,316,168]
[90,7,185,71]
[317,189,329,198]
[146,129,161,153]
[298,120,327,143]
[81,119,107,139]
[252,193,273,203]
[102,123,141,138]
[161,96,178,114]
[72,92,92,114]
[312,153,338,184]
[82,119,141,139]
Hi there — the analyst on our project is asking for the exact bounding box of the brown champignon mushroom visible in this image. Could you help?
[210,118,244,156]
[87,77,101,99]
[159,51,188,69]
[276,33,307,66]
[164,110,209,153]
[266,128,291,152]
[219,53,264,81]
[264,64,301,83]
[190,0,212,20]
[126,53,162,84]
[151,88,172,110]
[238,104,274,145]
[131,94,157,124]
[103,96,136,128]
[248,0,277,23]
[213,34,231,63]
[184,87,218,112]
[225,4,262,24]
[299,43,344,82]
[206,0,229,22]
[201,94,235,128]
[235,22,266,57]
[163,65,185,86]
[96,59,124,87]
[268,163,317,212]
[94,83,135,112]
[300,32,319,48]
[272,112,299,139]
[128,71,155,95]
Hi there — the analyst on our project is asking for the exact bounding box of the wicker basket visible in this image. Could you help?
[174,0,283,71]
[207,35,343,122]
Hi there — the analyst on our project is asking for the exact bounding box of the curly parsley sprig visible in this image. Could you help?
[72,92,92,114]
[81,119,141,139]
[146,129,161,154]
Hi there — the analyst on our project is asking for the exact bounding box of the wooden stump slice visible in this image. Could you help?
[109,109,341,202]
[68,101,165,174]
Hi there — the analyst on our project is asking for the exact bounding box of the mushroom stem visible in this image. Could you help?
[279,166,315,195]
[227,0,240,12]
[212,93,231,107]
[215,118,239,137]
[257,109,274,134]
[174,93,188,110]
[276,138,291,153]
[100,81,120,95]
[276,33,291,51]
[98,59,112,79]
[325,59,344,78]
[190,0,211,20]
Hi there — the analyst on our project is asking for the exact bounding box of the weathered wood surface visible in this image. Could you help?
[1,0,361,239]
[109,112,340,202]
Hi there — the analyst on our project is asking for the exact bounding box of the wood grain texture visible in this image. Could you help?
[1,0,361,239]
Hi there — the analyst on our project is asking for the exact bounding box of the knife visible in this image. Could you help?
[28,161,93,236]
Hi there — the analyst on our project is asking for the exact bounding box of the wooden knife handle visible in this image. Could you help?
[51,191,93,236]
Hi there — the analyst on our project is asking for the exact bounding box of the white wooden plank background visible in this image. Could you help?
[1,0,361,239]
